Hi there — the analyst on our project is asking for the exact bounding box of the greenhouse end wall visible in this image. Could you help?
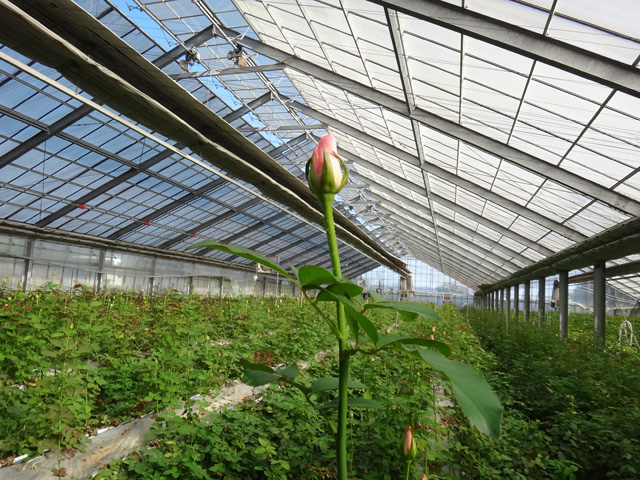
[0,234,298,297]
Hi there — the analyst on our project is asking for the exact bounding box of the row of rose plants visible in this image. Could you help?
[2,285,590,478]
[0,286,335,462]
[469,309,640,479]
[96,304,583,479]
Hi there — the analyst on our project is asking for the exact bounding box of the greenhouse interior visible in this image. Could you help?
[1,0,640,478]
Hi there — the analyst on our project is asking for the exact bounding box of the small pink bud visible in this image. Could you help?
[305,134,348,196]
[422,475,428,480]
[432,326,436,332]
[403,426,412,456]
[430,334,435,340]
[403,425,417,460]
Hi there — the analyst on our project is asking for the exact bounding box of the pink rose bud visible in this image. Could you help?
[430,334,435,340]
[403,426,417,460]
[422,475,428,480]
[305,134,348,196]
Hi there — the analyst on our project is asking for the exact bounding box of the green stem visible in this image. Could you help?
[404,461,411,480]
[321,194,349,480]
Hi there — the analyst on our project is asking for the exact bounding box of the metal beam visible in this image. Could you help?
[108,177,226,240]
[568,260,640,284]
[168,63,284,79]
[386,7,446,275]
[481,215,640,291]
[286,97,586,242]
[219,91,272,124]
[351,153,554,256]
[593,260,606,346]
[384,206,520,275]
[524,280,531,322]
[386,205,530,267]
[559,270,569,337]
[369,0,640,99]
[222,26,640,218]
[538,277,546,325]
[393,223,503,281]
[266,133,310,159]
[0,25,214,169]
[154,25,216,69]
[506,286,511,329]
[0,106,93,168]
[104,96,272,239]
[36,142,185,228]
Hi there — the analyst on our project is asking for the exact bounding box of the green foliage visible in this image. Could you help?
[0,291,334,460]
[469,309,640,479]
[5,290,609,478]
[192,242,502,441]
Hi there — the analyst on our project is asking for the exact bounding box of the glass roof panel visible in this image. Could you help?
[1,0,639,293]
[547,8,640,64]
[467,0,549,34]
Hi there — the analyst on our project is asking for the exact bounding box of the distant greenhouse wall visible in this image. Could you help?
[360,259,638,314]
[0,234,299,297]
[359,257,475,307]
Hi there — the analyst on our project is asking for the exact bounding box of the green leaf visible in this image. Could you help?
[376,334,451,356]
[328,281,363,298]
[346,314,359,343]
[368,290,385,302]
[240,360,280,386]
[290,266,299,282]
[244,369,280,387]
[309,377,369,393]
[364,301,440,322]
[275,364,300,378]
[346,309,378,345]
[298,265,339,288]
[314,288,358,311]
[411,347,503,438]
[240,359,275,373]
[241,360,309,393]
[313,288,375,342]
[317,397,383,410]
[188,240,292,281]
